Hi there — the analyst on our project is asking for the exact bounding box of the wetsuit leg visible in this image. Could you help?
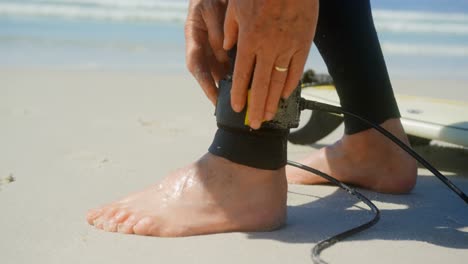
[314,0,401,134]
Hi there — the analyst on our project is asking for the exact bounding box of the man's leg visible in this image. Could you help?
[287,0,417,193]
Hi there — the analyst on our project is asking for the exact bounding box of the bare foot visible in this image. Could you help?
[86,153,287,237]
[287,118,417,193]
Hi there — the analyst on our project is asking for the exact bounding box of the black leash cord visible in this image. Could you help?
[286,160,380,264]
[288,96,468,263]
[301,98,468,204]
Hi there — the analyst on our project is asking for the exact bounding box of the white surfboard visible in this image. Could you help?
[300,85,468,147]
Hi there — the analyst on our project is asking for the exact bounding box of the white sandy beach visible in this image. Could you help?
[0,69,467,264]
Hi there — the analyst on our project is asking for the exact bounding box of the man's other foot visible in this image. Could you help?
[287,118,417,193]
[87,153,287,237]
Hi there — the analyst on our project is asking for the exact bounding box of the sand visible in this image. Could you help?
[0,69,467,264]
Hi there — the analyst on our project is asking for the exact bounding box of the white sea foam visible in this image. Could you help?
[373,10,468,35]
[2,2,468,38]
[382,42,468,57]
[375,21,468,35]
[0,2,187,22]
[2,1,468,36]
[373,9,468,23]
[39,0,188,9]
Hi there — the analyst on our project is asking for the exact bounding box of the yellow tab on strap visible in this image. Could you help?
[244,91,268,126]
[244,91,251,126]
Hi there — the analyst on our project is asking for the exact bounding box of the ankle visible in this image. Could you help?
[200,154,288,230]
[342,118,409,148]
[196,154,288,205]
[339,118,417,193]
[204,153,286,180]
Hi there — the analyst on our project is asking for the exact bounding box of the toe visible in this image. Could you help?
[86,208,104,224]
[103,220,118,232]
[93,217,105,229]
[101,207,119,220]
[112,210,131,223]
[117,214,139,234]
[133,216,158,236]
[117,223,134,234]
[90,207,119,229]
[107,210,130,233]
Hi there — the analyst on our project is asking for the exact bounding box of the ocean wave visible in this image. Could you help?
[1,1,468,37]
[0,2,187,22]
[373,10,468,23]
[375,21,468,35]
[373,9,468,35]
[382,42,468,57]
[35,0,188,10]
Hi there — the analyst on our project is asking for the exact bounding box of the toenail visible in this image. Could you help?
[103,221,117,232]
[93,219,104,227]
[117,223,130,233]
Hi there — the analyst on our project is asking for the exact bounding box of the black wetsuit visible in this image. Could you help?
[209,0,400,169]
[314,0,400,134]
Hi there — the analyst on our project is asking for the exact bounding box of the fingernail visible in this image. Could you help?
[233,103,243,112]
[250,120,261,130]
[265,112,275,121]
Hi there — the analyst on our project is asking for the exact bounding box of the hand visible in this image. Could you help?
[224,0,319,129]
[185,0,230,106]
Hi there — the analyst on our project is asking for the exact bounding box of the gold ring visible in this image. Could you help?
[274,66,288,72]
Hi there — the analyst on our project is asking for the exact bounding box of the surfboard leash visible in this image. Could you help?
[287,160,380,264]
[301,98,468,204]
[220,49,466,263]
[295,96,468,264]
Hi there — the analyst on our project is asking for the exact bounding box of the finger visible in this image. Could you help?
[282,50,309,99]
[230,39,255,112]
[185,6,220,106]
[211,59,230,85]
[192,60,218,106]
[204,38,230,84]
[185,32,218,105]
[264,53,292,120]
[202,2,229,63]
[223,1,238,51]
[248,56,274,129]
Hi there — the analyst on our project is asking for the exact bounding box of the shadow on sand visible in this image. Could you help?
[247,144,468,254]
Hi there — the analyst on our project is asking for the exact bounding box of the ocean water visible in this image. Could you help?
[1,0,467,79]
